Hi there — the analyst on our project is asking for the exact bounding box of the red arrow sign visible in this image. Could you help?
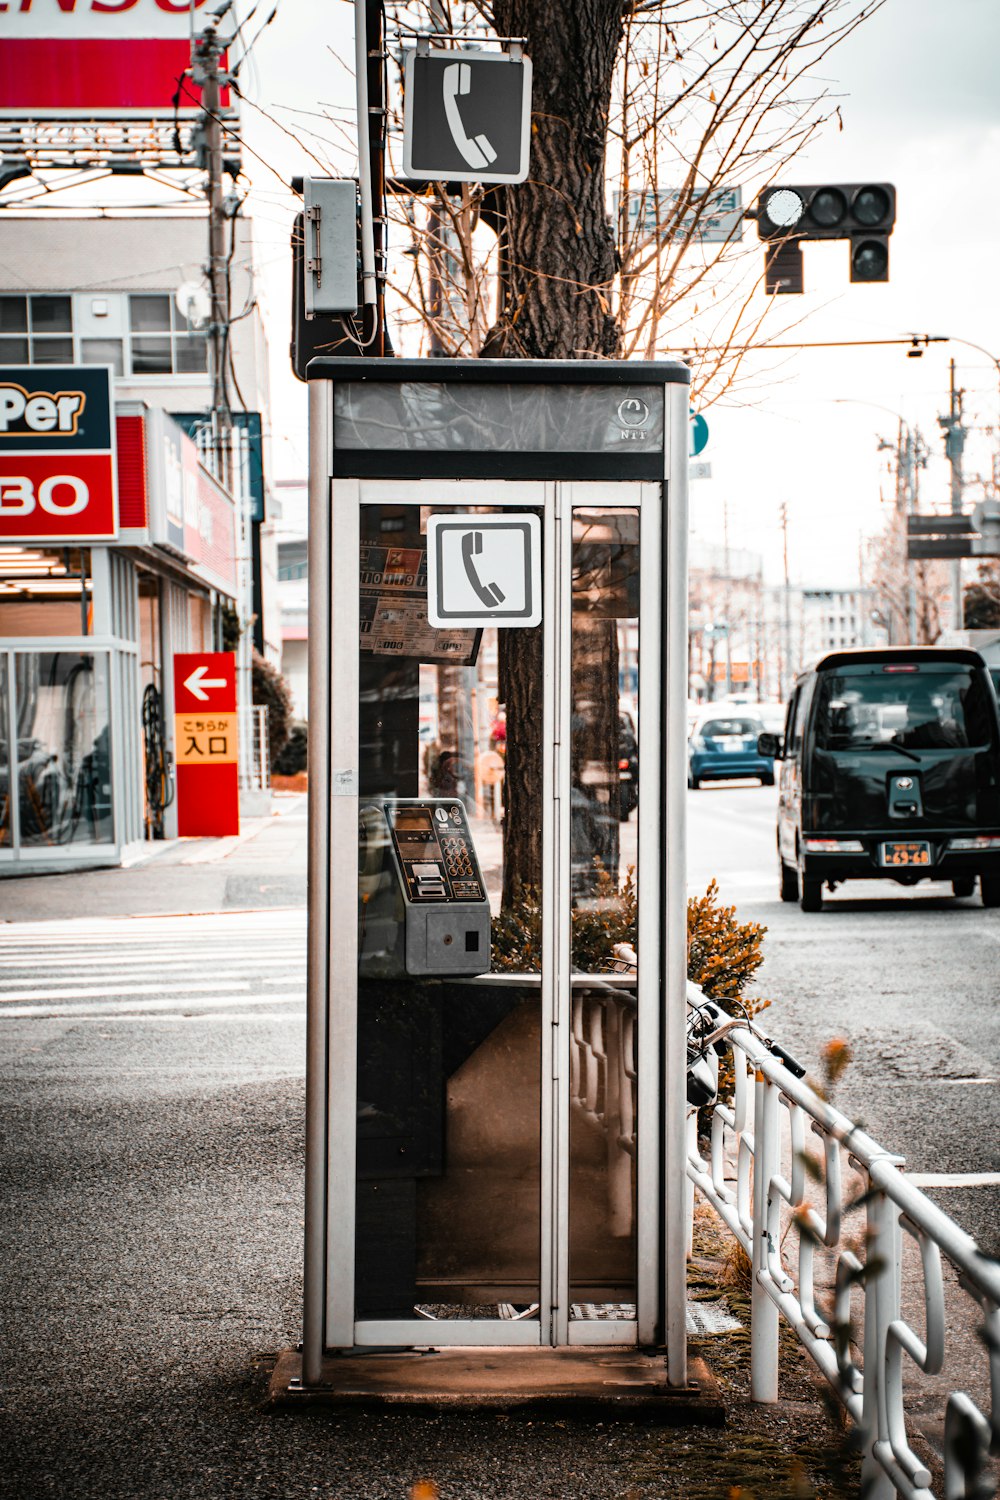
[173,652,236,713]
[173,651,239,837]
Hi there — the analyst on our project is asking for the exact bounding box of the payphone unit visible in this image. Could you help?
[359,797,491,978]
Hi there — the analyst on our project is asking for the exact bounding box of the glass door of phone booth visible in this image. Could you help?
[304,363,689,1375]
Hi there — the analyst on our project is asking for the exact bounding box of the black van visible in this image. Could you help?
[757,647,1000,911]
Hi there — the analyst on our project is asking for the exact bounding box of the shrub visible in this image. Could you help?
[492,867,770,1025]
[252,650,294,765]
[273,721,308,776]
[687,877,770,1024]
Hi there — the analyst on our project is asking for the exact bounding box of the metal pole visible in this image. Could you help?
[858,1184,898,1500]
[780,503,791,699]
[940,360,966,632]
[664,383,690,1387]
[722,499,732,696]
[354,0,377,312]
[750,1071,780,1402]
[302,381,332,1386]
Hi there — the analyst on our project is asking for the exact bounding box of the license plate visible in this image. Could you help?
[718,739,742,753]
[880,840,931,868]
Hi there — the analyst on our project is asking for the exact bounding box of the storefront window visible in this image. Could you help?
[14,653,113,847]
[129,294,208,375]
[0,294,73,364]
[0,548,91,638]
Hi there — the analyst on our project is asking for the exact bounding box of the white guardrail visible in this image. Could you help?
[567,978,1000,1499]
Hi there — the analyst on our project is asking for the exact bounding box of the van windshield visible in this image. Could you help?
[812,666,993,752]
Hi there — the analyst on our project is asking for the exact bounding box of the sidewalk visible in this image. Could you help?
[0,791,308,922]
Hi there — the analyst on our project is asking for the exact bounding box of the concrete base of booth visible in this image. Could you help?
[267,1346,724,1423]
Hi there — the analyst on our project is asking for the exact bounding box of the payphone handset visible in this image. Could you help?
[359,798,492,978]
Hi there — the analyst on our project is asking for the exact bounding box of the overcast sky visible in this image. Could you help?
[241,0,1000,588]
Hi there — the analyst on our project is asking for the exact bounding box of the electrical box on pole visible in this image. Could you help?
[303,178,361,317]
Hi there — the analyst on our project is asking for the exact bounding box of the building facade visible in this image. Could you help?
[0,213,276,871]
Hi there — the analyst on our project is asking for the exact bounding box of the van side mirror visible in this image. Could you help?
[757,732,783,760]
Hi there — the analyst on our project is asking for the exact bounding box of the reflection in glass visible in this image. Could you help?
[569,508,639,1310]
[32,339,74,365]
[0,296,28,333]
[131,338,173,376]
[335,382,664,455]
[15,654,113,847]
[355,504,540,1322]
[82,338,125,377]
[30,296,72,333]
[129,294,171,333]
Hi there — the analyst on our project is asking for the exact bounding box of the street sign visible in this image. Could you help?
[689,461,712,481]
[173,651,239,837]
[427,513,542,628]
[690,411,709,457]
[0,365,117,542]
[402,46,532,184]
[617,187,743,245]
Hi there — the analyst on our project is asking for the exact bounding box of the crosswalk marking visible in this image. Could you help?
[0,908,307,1020]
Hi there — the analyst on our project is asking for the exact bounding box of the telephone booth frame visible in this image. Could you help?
[303,359,691,1387]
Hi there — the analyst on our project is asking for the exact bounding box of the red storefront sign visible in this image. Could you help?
[0,453,117,540]
[0,366,118,542]
[0,0,229,117]
[173,651,239,837]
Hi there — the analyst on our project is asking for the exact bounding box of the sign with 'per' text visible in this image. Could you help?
[0,365,118,542]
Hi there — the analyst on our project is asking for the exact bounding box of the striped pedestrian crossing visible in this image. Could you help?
[0,908,307,1019]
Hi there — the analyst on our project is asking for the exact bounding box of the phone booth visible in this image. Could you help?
[299,358,691,1393]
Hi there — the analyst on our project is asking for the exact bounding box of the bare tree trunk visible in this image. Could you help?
[499,624,544,904]
[491,0,624,900]
[572,613,621,884]
[485,0,623,360]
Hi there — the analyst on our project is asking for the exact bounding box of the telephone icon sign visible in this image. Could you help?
[461,529,506,609]
[403,46,533,184]
[443,62,498,172]
[427,514,542,628]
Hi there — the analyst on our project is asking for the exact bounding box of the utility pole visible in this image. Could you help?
[194,20,255,801]
[780,503,792,700]
[939,359,966,631]
[722,498,733,696]
[194,23,232,490]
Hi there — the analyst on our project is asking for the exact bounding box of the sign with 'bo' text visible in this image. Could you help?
[0,365,117,542]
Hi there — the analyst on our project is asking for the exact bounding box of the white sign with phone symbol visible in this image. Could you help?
[427,514,542,628]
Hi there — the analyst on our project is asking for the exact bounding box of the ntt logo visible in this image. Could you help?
[617,397,650,428]
[616,396,651,440]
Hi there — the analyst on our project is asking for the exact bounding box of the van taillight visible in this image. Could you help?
[882,664,919,673]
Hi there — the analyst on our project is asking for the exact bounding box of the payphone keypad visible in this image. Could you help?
[388,802,485,903]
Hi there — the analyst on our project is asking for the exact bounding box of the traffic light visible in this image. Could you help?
[753,183,896,293]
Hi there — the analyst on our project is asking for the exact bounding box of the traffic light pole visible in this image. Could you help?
[939,360,966,631]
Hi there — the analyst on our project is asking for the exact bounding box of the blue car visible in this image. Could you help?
[688,711,774,789]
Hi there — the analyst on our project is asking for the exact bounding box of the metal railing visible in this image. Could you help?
[239,704,270,792]
[570,981,637,1238]
[686,983,1000,1500]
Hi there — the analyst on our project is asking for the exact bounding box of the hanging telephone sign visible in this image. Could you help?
[427,513,541,628]
[402,43,532,184]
